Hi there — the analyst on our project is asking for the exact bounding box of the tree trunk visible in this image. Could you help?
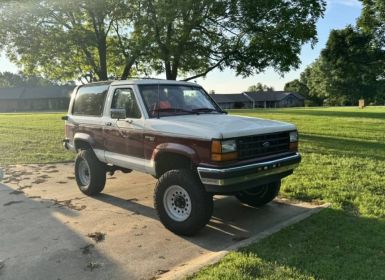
[165,61,176,80]
[98,37,108,81]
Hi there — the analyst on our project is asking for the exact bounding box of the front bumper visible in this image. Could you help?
[197,153,301,193]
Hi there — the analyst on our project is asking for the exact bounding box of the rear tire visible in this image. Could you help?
[236,181,281,207]
[154,169,213,236]
[75,149,106,196]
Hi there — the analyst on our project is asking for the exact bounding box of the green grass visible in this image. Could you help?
[0,112,74,166]
[192,106,385,280]
[1,107,385,279]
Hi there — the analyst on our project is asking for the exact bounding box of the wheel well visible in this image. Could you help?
[155,152,193,178]
[74,139,92,151]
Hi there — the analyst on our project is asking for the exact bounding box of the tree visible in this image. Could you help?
[320,26,383,104]
[300,58,331,105]
[0,0,143,82]
[358,0,385,48]
[298,26,385,106]
[247,83,274,92]
[0,72,57,88]
[1,0,325,82]
[137,0,326,80]
[284,79,309,97]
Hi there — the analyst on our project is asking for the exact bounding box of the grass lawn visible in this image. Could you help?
[0,112,73,166]
[1,107,385,279]
[192,107,385,280]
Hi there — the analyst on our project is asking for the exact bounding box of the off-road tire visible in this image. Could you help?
[75,149,106,196]
[154,169,213,236]
[236,181,281,207]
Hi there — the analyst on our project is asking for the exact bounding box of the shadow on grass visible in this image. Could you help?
[300,133,385,161]
[238,208,385,280]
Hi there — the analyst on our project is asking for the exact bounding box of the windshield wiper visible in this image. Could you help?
[154,108,199,115]
[192,108,218,113]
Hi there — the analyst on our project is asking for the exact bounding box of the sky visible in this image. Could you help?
[0,0,362,93]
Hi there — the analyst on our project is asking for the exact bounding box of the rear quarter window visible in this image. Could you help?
[72,85,109,116]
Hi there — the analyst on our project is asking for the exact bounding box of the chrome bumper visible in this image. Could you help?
[197,153,301,187]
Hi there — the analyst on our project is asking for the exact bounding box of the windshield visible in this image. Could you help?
[138,84,222,118]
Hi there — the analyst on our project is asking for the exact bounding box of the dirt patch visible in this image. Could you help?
[52,199,86,211]
[3,201,24,206]
[81,244,95,255]
[9,190,24,195]
[87,232,106,243]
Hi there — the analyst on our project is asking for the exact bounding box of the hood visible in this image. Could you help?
[145,113,296,140]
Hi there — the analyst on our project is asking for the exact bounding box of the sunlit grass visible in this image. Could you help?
[0,112,73,166]
[193,106,385,279]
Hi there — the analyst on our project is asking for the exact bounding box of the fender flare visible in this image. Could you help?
[152,143,200,165]
[73,133,95,150]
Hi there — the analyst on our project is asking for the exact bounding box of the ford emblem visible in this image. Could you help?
[262,141,270,148]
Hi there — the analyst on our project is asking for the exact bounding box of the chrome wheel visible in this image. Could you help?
[163,185,191,222]
[78,159,91,186]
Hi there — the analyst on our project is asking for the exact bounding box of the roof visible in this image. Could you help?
[0,86,75,100]
[0,87,25,100]
[110,79,199,87]
[210,93,252,103]
[244,91,305,101]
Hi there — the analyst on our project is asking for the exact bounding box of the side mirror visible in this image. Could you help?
[111,108,126,119]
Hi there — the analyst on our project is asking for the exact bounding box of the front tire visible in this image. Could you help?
[75,149,106,196]
[236,181,281,207]
[154,169,213,236]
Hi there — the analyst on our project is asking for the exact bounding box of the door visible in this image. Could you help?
[104,87,145,171]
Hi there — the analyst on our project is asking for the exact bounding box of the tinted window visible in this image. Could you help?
[111,88,141,119]
[73,85,109,116]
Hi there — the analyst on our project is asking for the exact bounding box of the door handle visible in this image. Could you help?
[105,122,112,126]
[125,119,133,124]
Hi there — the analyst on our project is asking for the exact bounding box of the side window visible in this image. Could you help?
[73,85,108,116]
[111,88,141,119]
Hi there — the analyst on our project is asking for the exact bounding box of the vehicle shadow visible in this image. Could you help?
[92,192,317,252]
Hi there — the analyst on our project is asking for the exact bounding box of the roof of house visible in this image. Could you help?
[0,86,75,100]
[243,91,305,101]
[210,93,252,103]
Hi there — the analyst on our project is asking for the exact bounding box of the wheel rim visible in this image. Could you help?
[163,185,192,222]
[78,159,91,186]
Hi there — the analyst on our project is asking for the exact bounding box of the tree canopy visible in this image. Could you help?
[0,71,59,88]
[284,79,309,97]
[0,0,326,82]
[288,23,385,106]
[247,83,274,92]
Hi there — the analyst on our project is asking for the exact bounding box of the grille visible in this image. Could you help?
[237,132,290,160]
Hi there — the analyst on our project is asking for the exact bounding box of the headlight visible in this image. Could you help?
[211,140,238,161]
[221,140,237,153]
[289,131,298,143]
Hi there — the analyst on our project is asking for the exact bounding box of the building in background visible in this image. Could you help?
[210,91,305,109]
[0,86,74,112]
[209,93,253,109]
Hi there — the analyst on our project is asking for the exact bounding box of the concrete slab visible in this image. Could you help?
[0,163,323,280]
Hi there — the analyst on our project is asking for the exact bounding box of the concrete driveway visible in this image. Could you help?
[0,163,323,280]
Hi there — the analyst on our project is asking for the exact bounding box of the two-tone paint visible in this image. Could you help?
[63,79,301,193]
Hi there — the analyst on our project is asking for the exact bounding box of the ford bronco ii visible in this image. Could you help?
[63,79,301,235]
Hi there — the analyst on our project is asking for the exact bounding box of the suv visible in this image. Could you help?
[63,79,301,235]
